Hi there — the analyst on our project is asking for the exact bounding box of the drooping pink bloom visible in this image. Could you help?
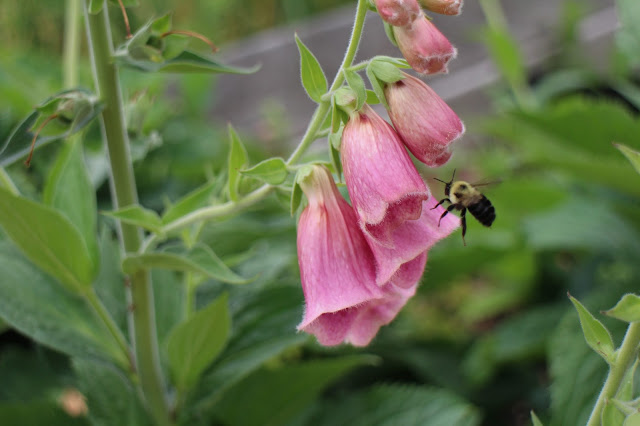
[393,14,457,74]
[385,73,465,167]
[296,165,384,346]
[367,197,460,286]
[341,104,428,245]
[374,0,421,27]
[420,0,463,15]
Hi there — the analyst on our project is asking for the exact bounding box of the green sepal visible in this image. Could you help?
[366,65,389,110]
[369,59,405,84]
[366,90,381,104]
[383,21,398,47]
[240,157,289,186]
[603,294,640,323]
[329,124,344,181]
[343,69,366,110]
[569,294,616,364]
[290,165,314,216]
[1,89,103,167]
[295,34,328,103]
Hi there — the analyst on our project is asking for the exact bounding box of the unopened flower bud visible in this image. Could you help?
[420,0,463,16]
[385,73,464,167]
[374,0,421,27]
[393,14,457,74]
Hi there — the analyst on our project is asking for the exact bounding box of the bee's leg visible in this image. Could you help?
[438,204,457,227]
[431,198,451,210]
[460,208,467,246]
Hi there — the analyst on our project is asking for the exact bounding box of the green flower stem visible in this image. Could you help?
[143,0,370,246]
[286,0,368,166]
[63,0,81,88]
[587,322,640,426]
[84,289,132,367]
[83,2,170,425]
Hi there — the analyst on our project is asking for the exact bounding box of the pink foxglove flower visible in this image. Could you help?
[374,0,421,27]
[367,197,460,285]
[393,14,456,74]
[420,0,463,15]
[341,104,428,245]
[385,73,464,167]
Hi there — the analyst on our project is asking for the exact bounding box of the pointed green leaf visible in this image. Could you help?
[366,65,389,109]
[227,125,248,202]
[150,13,172,34]
[531,411,544,426]
[0,187,95,293]
[162,181,216,224]
[44,139,99,272]
[88,0,104,14]
[108,0,138,7]
[214,355,377,426]
[114,49,260,74]
[240,157,288,185]
[122,244,251,284]
[614,143,640,175]
[167,293,231,390]
[603,294,640,323]
[616,0,640,68]
[102,204,163,234]
[569,295,615,363]
[0,242,127,366]
[343,69,366,110]
[295,34,328,103]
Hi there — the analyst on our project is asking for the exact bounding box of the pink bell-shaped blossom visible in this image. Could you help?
[393,14,457,74]
[367,197,460,286]
[341,104,428,245]
[420,0,463,15]
[374,0,421,27]
[385,73,465,167]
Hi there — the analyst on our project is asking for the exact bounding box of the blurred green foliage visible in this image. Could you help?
[1,0,640,425]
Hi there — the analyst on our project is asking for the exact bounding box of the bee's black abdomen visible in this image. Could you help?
[468,196,495,227]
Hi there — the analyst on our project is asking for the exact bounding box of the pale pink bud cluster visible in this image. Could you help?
[376,0,463,74]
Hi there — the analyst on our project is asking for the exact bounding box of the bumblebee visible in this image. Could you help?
[431,169,496,245]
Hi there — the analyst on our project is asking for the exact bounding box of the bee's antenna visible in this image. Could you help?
[451,169,456,183]
[433,177,448,184]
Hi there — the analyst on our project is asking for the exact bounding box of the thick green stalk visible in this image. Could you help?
[586,322,640,426]
[63,0,81,88]
[145,0,370,244]
[82,2,170,425]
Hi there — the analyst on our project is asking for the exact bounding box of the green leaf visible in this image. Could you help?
[616,0,640,68]
[569,295,616,364]
[122,244,251,284]
[483,29,527,94]
[114,49,260,74]
[295,34,328,103]
[150,13,171,34]
[531,411,544,426]
[0,187,95,293]
[329,125,344,180]
[343,69,366,110]
[366,65,388,109]
[614,143,640,175]
[240,157,288,185]
[167,293,231,390]
[108,0,138,7]
[162,180,216,224]
[366,90,381,104]
[624,412,640,426]
[102,204,163,234]
[214,355,377,426]
[1,90,103,167]
[227,124,248,202]
[0,242,127,365]
[603,294,640,323]
[88,0,104,14]
[296,384,481,426]
[44,139,99,272]
[73,359,150,426]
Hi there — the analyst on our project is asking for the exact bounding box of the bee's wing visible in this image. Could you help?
[471,179,502,189]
